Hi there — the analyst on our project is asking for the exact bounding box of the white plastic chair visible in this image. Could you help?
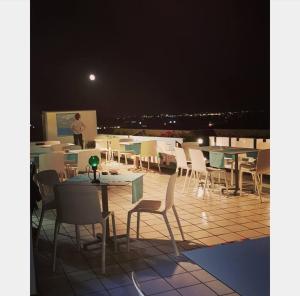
[256,139,270,150]
[38,152,66,179]
[174,147,191,191]
[239,149,270,202]
[188,149,228,197]
[95,140,109,163]
[216,137,229,146]
[53,183,117,274]
[137,140,160,171]
[131,272,145,296]
[231,138,254,149]
[35,170,60,247]
[181,142,199,161]
[126,173,184,256]
[110,138,134,165]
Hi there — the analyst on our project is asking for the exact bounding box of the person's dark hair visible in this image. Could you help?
[75,113,80,120]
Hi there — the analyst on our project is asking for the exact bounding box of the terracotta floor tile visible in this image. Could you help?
[242,222,265,229]
[237,229,262,239]
[255,227,270,235]
[229,217,252,224]
[189,230,213,239]
[218,233,245,242]
[206,280,234,295]
[198,222,220,230]
[207,227,231,236]
[191,270,217,282]
[225,225,248,232]
[199,236,226,246]
[258,220,270,226]
[165,272,200,289]
[214,220,236,227]
[178,283,218,296]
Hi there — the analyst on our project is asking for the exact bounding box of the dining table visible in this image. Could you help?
[199,146,259,195]
[64,172,144,245]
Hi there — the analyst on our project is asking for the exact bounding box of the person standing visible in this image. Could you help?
[71,113,86,149]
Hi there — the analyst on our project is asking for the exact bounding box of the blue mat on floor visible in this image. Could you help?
[183,237,270,296]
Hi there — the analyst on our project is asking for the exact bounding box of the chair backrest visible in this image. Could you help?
[36,170,60,202]
[140,141,157,157]
[95,140,109,150]
[231,138,254,148]
[174,147,189,170]
[256,149,270,175]
[216,137,229,146]
[77,149,101,172]
[256,139,270,150]
[165,173,177,211]
[39,152,65,175]
[189,149,207,173]
[54,183,103,225]
[110,138,121,150]
[209,136,216,146]
[131,272,145,296]
[181,142,199,161]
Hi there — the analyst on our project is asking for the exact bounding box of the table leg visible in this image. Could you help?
[234,154,239,195]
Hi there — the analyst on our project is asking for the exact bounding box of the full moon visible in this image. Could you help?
[89,74,96,81]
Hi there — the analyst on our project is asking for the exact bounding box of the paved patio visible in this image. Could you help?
[33,167,270,296]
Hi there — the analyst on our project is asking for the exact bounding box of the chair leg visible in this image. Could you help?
[223,171,229,196]
[210,172,215,189]
[256,174,263,203]
[182,169,189,192]
[75,225,81,251]
[148,158,150,170]
[126,212,132,252]
[230,163,234,186]
[203,173,208,199]
[136,212,140,239]
[187,170,193,191]
[259,174,263,193]
[52,220,60,272]
[239,170,243,196]
[125,155,128,165]
[35,208,45,248]
[92,224,96,237]
[101,220,106,274]
[172,206,185,241]
[158,161,161,173]
[139,157,143,170]
[111,213,117,252]
[163,213,179,256]
[118,152,120,163]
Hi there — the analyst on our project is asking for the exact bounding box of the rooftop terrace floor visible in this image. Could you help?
[33,165,270,296]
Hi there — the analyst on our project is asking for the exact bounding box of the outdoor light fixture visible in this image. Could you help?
[88,155,100,183]
[197,138,204,145]
[89,74,96,81]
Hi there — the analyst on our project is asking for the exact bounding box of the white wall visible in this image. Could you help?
[43,110,97,144]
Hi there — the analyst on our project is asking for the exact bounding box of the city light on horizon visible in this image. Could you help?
[89,74,96,81]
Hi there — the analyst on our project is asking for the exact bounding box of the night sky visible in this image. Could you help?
[31,0,269,123]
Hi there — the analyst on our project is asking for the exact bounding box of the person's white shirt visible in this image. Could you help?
[71,119,85,134]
